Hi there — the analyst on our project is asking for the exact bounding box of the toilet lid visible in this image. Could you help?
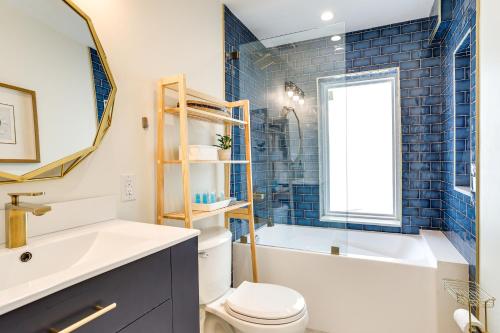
[225,281,306,323]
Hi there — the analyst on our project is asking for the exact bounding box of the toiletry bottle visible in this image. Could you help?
[202,192,209,204]
[210,192,216,203]
[195,193,201,203]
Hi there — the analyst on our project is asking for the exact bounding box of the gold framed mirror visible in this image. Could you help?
[0,0,116,184]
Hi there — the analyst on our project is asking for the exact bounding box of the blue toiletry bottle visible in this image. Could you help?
[202,192,209,204]
[195,193,201,203]
[210,192,216,203]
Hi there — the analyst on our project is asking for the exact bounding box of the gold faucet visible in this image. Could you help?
[5,192,51,249]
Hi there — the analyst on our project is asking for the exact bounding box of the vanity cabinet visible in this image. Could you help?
[0,237,199,333]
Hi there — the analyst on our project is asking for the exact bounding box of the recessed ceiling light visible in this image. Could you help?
[321,11,334,21]
[331,35,342,42]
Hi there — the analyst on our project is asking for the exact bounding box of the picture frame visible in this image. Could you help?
[0,82,40,163]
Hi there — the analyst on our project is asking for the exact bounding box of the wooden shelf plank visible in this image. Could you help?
[163,83,229,108]
[164,201,250,222]
[163,160,249,164]
[164,107,247,125]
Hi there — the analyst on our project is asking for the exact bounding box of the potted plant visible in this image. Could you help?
[215,134,232,160]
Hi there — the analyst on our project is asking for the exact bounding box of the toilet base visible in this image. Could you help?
[203,312,235,333]
[203,311,308,333]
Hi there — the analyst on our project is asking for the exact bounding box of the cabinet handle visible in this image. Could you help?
[49,303,117,333]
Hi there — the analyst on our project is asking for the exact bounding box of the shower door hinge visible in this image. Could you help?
[331,246,340,255]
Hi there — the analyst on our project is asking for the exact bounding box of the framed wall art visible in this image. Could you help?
[0,83,40,163]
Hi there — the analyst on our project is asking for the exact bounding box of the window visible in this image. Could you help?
[318,68,402,226]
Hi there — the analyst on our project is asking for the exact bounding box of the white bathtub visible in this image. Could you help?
[233,224,468,333]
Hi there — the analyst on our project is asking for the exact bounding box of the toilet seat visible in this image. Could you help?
[224,281,307,325]
[225,303,307,325]
[204,287,309,333]
[204,312,235,333]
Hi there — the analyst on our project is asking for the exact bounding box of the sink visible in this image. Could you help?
[1,230,147,291]
[0,220,199,315]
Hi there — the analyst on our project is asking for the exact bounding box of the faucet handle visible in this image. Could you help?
[8,192,45,205]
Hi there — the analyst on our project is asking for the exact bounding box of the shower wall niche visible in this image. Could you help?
[453,32,472,192]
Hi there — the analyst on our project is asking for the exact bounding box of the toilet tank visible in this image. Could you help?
[198,227,232,304]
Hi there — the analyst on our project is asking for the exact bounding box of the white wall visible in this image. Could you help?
[479,0,500,330]
[0,0,223,231]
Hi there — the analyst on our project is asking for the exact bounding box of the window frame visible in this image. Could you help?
[317,68,402,226]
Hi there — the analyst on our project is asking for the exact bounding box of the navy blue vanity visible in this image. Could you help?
[0,238,199,333]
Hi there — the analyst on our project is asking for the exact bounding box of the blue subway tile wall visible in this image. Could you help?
[440,0,477,279]
[89,47,111,123]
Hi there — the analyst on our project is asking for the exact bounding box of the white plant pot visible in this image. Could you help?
[218,149,231,161]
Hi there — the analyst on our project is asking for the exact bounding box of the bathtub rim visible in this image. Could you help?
[234,224,467,269]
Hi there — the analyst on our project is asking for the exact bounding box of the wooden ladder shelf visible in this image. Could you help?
[156,74,259,282]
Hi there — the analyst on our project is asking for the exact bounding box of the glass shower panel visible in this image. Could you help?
[236,22,349,255]
[227,38,270,239]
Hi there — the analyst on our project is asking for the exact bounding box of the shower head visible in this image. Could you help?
[255,53,275,69]
[252,51,279,70]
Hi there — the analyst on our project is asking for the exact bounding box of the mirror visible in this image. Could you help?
[0,0,116,183]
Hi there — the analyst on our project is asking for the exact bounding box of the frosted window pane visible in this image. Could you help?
[328,81,394,216]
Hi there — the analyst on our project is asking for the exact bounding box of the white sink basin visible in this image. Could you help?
[0,220,199,315]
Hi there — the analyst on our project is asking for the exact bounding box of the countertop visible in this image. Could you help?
[0,219,199,315]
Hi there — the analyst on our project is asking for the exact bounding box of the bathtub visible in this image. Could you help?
[232,224,468,333]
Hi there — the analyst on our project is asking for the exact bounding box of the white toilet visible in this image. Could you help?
[199,227,309,333]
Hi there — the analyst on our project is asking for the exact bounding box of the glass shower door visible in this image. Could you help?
[233,21,349,255]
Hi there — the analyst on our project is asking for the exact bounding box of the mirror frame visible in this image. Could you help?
[0,0,116,184]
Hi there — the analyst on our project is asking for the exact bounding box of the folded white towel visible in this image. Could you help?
[454,308,485,333]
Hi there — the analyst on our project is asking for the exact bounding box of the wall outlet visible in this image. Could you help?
[121,174,136,202]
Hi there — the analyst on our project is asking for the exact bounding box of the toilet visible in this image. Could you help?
[199,227,309,333]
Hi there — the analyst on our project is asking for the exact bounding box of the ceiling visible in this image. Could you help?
[223,0,435,42]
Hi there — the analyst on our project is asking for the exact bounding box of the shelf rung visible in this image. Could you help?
[164,107,247,125]
[163,160,249,164]
[164,201,250,222]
